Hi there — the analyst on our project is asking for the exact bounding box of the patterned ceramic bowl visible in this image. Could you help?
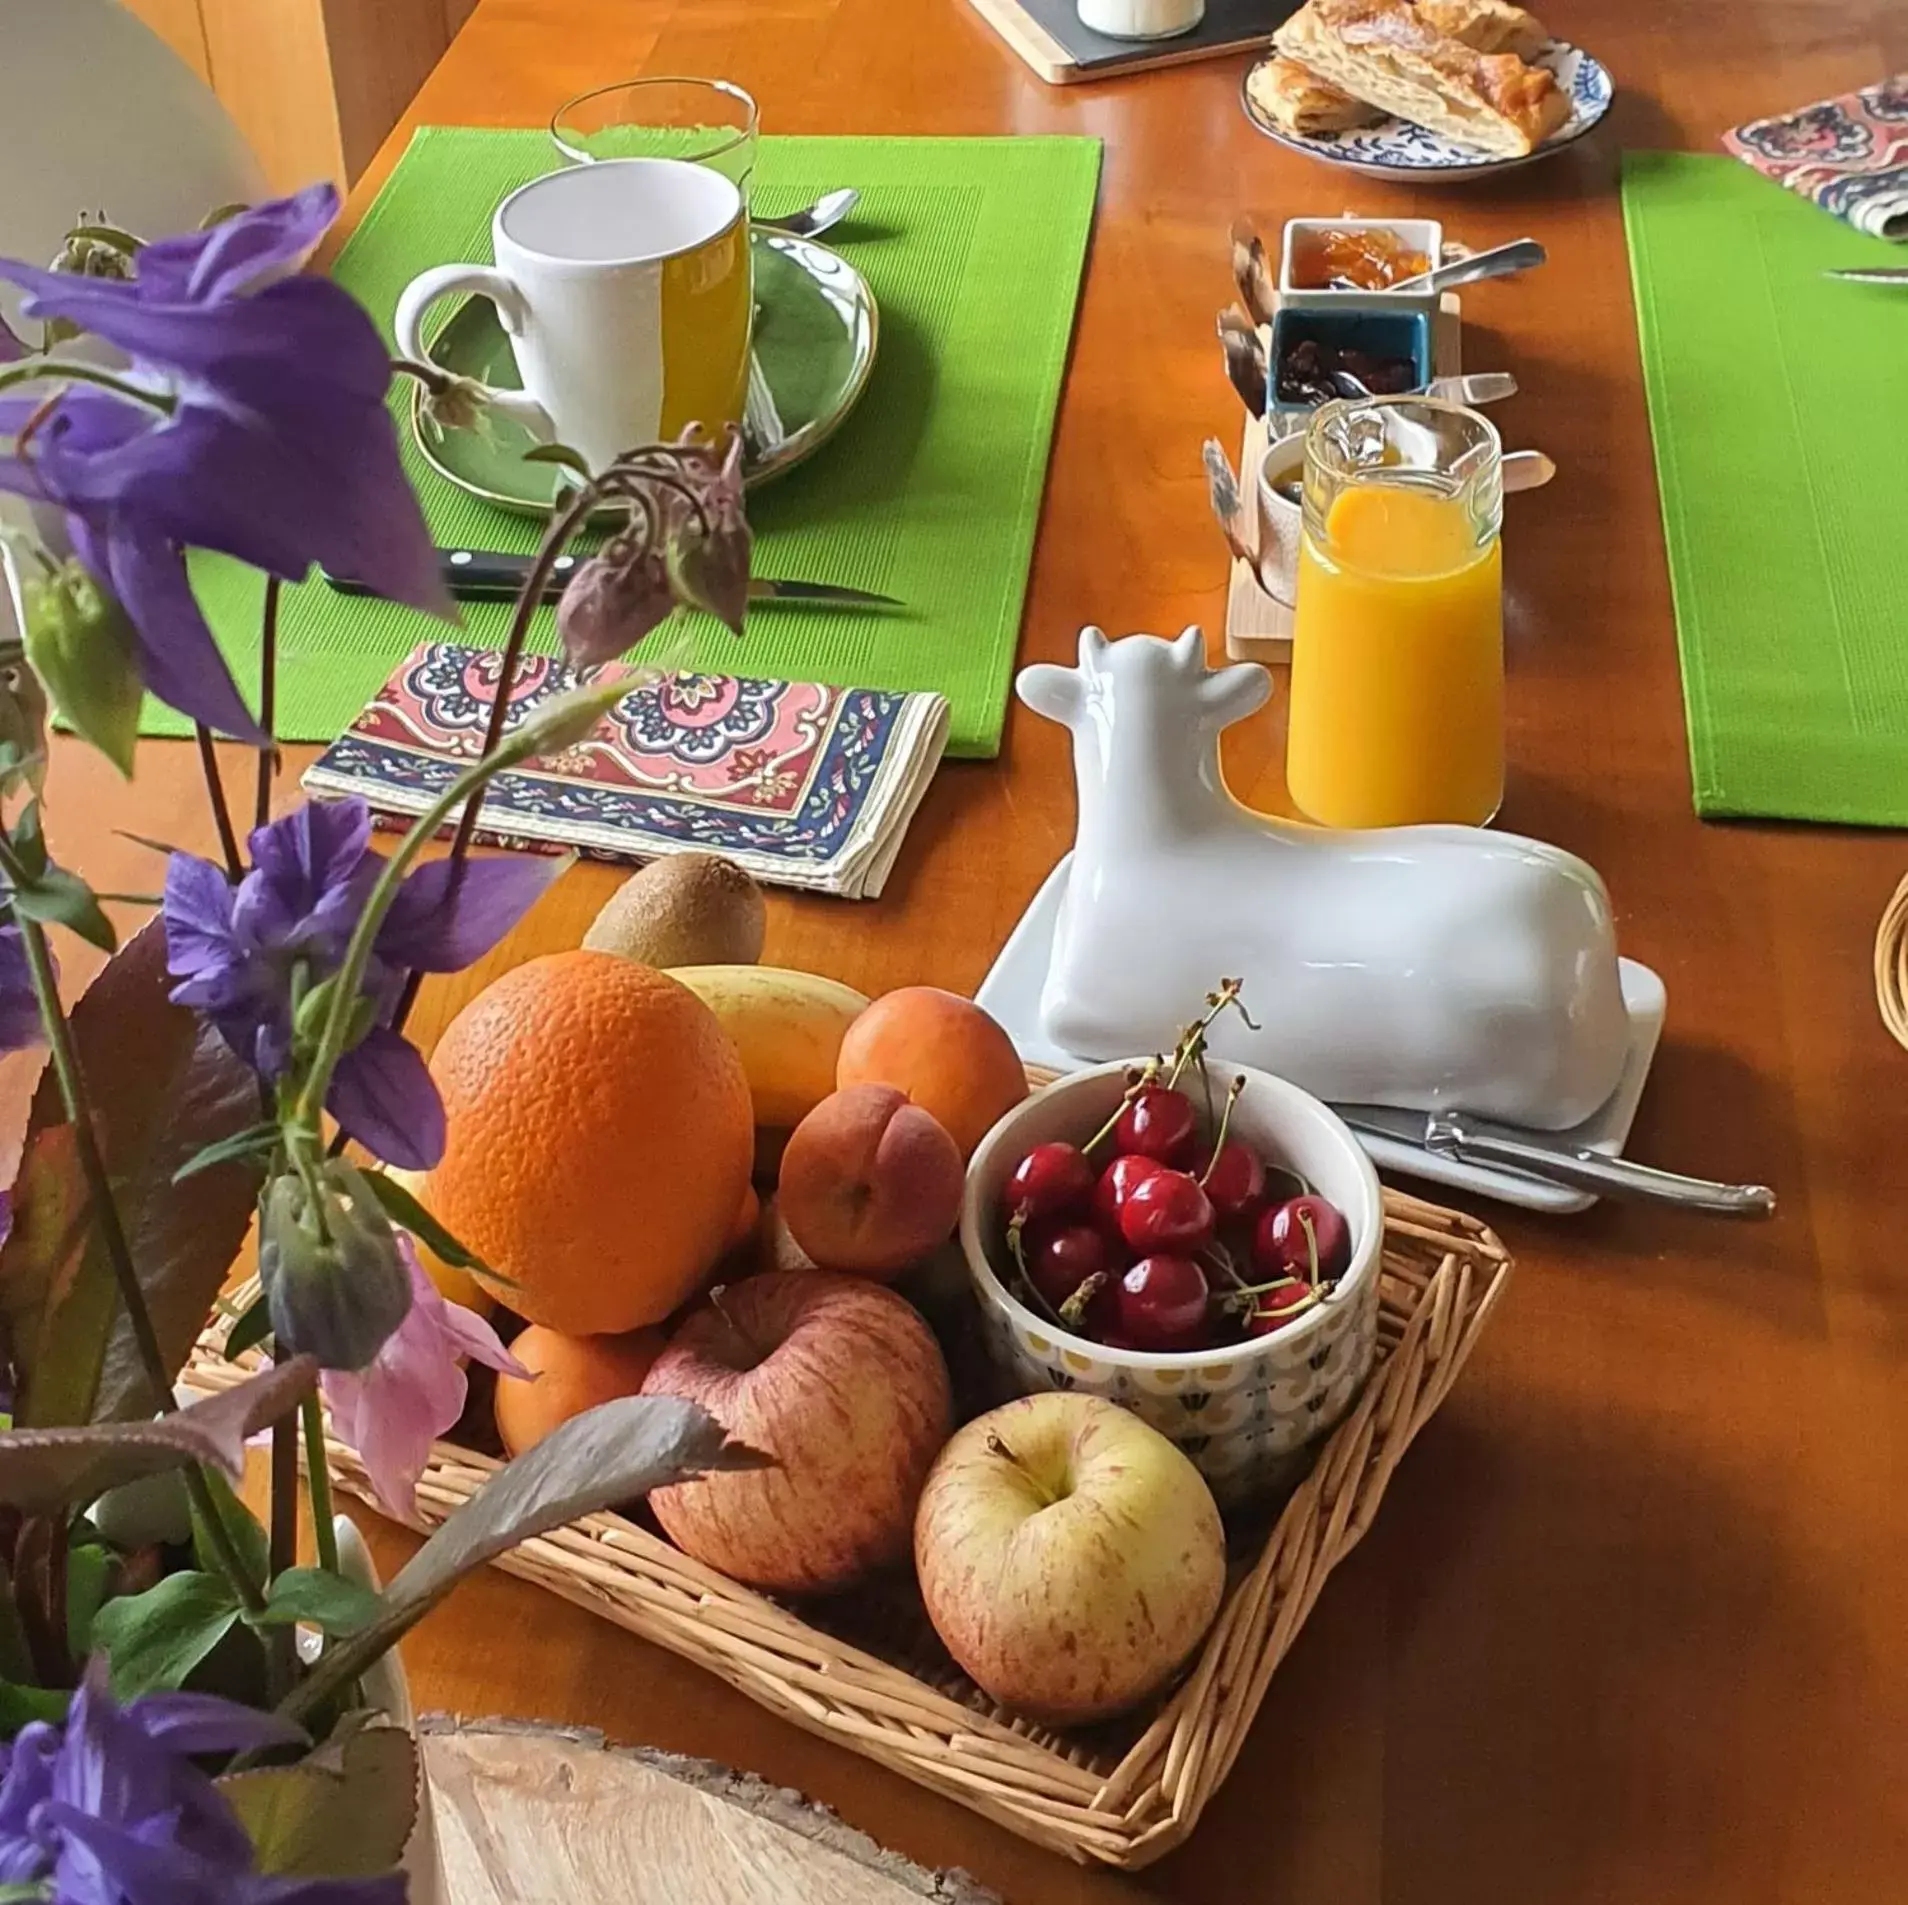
[959,1060,1384,1508]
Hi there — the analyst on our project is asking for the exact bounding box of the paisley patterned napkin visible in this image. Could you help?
[301,643,950,899]
[1724,74,1908,239]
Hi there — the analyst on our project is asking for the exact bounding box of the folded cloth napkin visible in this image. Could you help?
[301,642,950,900]
[1724,73,1908,239]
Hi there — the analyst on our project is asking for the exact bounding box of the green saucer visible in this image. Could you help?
[412,230,878,511]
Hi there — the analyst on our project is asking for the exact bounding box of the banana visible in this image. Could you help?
[671,965,870,1129]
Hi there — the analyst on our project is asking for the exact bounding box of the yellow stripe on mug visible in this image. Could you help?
[393,156,752,473]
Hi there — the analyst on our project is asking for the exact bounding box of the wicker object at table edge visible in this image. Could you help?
[1876,871,1908,1052]
[182,1182,1509,1871]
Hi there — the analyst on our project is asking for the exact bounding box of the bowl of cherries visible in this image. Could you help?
[959,985,1384,1505]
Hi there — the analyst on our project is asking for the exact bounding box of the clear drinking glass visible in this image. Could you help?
[1285,399,1505,830]
[551,78,760,204]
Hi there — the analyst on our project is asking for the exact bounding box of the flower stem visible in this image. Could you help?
[303,1394,339,1573]
[295,688,600,1131]
[9,905,266,1613]
[447,485,601,865]
[193,726,244,881]
[266,1348,299,1695]
[254,578,280,832]
[379,483,602,1048]
[0,357,177,412]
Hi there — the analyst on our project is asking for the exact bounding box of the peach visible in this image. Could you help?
[777,1085,965,1278]
[495,1325,668,1457]
[836,987,1028,1159]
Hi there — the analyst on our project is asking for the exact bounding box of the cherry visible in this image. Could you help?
[1245,1280,1316,1336]
[1118,1168,1215,1256]
[1202,1139,1266,1222]
[1092,1153,1166,1233]
[1024,1224,1113,1313]
[1114,1086,1200,1167]
[1117,1254,1211,1351]
[1253,1194,1351,1284]
[1004,1142,1096,1227]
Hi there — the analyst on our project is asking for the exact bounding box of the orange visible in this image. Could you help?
[836,986,1028,1159]
[495,1324,667,1456]
[428,952,753,1334]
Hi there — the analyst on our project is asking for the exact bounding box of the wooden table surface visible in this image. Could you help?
[29,0,1908,1898]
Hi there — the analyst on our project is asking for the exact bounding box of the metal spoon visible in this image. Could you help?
[1324,368,1518,405]
[754,187,860,239]
[1387,237,1547,298]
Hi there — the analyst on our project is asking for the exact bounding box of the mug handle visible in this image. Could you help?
[392,263,555,441]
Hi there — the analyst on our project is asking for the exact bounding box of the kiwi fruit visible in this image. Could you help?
[583,853,766,968]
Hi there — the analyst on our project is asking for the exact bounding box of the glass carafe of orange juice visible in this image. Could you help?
[1286,399,1504,829]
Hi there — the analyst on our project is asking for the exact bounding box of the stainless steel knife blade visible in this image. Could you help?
[1824,266,1908,284]
[1335,1107,1775,1218]
[323,551,902,608]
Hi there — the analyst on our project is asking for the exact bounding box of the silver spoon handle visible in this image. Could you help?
[1425,1115,1776,1217]
[1399,238,1548,297]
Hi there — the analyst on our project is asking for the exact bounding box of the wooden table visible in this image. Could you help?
[30,1,1908,1897]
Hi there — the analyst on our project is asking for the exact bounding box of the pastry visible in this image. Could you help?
[1413,0,1550,60]
[1246,54,1386,136]
[1272,0,1569,157]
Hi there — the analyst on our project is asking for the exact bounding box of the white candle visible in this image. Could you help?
[1078,0,1205,40]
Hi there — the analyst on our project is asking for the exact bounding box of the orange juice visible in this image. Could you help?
[1286,482,1503,828]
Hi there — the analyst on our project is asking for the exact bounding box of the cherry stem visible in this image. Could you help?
[1005,1219,1071,1330]
[1082,1062,1158,1158]
[1165,978,1261,1090]
[1057,1272,1106,1328]
[1298,1208,1320,1286]
[1197,1075,1247,1187]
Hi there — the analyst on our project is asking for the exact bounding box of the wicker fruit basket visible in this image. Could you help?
[1877,873,1908,1052]
[183,1184,1508,1871]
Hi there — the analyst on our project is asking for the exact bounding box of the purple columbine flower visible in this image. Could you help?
[163,797,563,1170]
[0,921,46,1058]
[324,1237,528,1517]
[0,1663,404,1903]
[0,185,449,742]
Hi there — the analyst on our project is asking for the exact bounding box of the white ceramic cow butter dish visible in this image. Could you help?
[1015,627,1631,1132]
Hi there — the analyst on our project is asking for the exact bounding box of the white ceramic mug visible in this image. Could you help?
[393,157,752,473]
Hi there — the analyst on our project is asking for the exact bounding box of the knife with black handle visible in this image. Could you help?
[324,549,901,608]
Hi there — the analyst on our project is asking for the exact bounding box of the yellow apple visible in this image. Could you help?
[914,1393,1225,1724]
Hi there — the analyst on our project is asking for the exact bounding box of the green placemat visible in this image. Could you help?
[1622,151,1908,826]
[172,129,1101,758]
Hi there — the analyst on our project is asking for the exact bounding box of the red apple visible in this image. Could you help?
[643,1270,951,1594]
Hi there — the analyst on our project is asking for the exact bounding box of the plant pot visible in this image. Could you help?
[319,1518,443,1905]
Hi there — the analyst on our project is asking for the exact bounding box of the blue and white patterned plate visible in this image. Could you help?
[1241,42,1613,180]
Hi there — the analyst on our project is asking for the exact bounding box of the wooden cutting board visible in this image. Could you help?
[421,1720,1002,1904]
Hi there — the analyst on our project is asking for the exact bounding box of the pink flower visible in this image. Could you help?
[321,1237,528,1518]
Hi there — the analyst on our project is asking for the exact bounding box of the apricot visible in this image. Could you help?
[776,1085,965,1278]
[495,1324,668,1457]
[836,987,1028,1159]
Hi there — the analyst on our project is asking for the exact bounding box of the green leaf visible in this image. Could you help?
[19,556,142,778]
[9,864,118,953]
[247,1568,381,1638]
[174,1122,282,1184]
[285,1397,761,1724]
[221,1725,418,1878]
[522,440,594,479]
[223,1294,274,1361]
[0,1356,317,1514]
[9,800,47,878]
[0,917,271,1426]
[92,1569,240,1698]
[192,1459,271,1588]
[361,1170,492,1276]
[65,1543,111,1656]
[0,1679,71,1737]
